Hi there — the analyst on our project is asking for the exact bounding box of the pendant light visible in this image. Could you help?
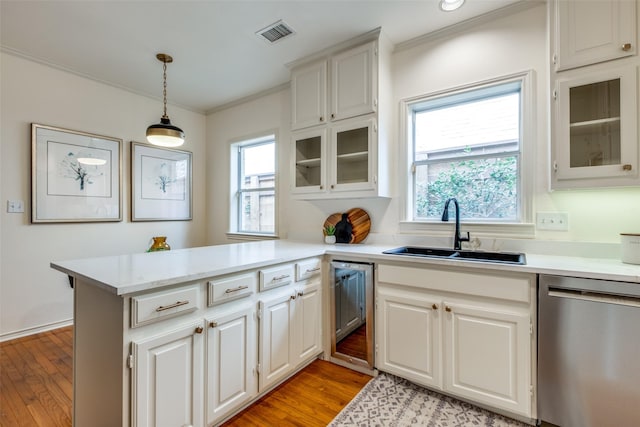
[146,53,185,147]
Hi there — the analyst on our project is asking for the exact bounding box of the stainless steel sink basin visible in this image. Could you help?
[382,246,526,265]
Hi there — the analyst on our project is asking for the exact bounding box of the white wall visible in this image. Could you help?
[0,53,207,338]
[205,3,640,249]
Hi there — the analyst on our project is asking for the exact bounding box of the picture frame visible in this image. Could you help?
[131,142,192,221]
[31,123,122,223]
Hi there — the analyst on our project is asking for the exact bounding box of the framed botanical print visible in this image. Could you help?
[31,123,122,223]
[131,142,192,221]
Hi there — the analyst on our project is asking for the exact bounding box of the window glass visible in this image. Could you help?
[410,81,522,221]
[234,139,276,234]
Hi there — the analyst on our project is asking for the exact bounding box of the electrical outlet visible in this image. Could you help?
[536,212,568,231]
[7,200,24,213]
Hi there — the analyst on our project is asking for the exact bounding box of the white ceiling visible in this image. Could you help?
[1,0,523,114]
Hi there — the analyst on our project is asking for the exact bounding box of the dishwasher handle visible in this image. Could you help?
[548,287,640,308]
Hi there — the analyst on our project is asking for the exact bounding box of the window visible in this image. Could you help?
[404,73,532,231]
[230,135,276,237]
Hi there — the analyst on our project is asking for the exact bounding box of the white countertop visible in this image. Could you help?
[51,240,640,296]
[51,241,325,295]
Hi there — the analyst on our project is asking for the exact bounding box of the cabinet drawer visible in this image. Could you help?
[259,264,294,291]
[378,264,532,303]
[208,273,255,306]
[296,258,322,281]
[131,285,200,328]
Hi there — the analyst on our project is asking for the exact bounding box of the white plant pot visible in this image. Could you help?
[325,235,336,244]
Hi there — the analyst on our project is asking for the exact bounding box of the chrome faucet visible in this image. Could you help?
[441,198,470,250]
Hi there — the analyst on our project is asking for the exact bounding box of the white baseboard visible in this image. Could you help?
[0,319,73,343]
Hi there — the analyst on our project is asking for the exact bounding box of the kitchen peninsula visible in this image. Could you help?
[52,239,640,427]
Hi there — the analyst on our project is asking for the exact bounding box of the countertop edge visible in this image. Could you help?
[51,241,640,296]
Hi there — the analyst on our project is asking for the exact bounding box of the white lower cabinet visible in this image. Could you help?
[293,282,322,365]
[259,291,296,392]
[259,282,322,393]
[206,305,257,426]
[132,321,205,427]
[376,264,535,419]
[443,301,530,416]
[72,257,322,427]
[377,287,441,389]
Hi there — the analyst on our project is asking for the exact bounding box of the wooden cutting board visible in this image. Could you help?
[323,208,371,244]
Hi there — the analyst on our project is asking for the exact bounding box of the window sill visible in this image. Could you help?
[225,232,279,242]
[398,221,535,239]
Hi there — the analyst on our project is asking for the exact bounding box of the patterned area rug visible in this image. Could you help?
[329,372,530,427]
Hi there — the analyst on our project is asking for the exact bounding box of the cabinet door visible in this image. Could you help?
[206,306,257,425]
[132,321,204,427]
[553,66,638,188]
[293,282,322,365]
[329,116,376,193]
[376,287,442,389]
[291,60,327,130]
[330,41,376,121]
[555,0,636,71]
[443,302,530,417]
[259,291,295,392]
[291,128,327,195]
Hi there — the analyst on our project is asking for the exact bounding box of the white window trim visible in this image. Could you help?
[228,131,279,240]
[398,70,536,238]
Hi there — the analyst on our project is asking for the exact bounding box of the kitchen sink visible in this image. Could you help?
[382,246,526,265]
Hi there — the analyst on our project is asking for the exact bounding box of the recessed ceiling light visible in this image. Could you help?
[440,0,465,12]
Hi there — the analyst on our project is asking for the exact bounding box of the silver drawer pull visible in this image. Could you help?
[272,274,290,282]
[156,300,189,312]
[225,285,249,294]
[305,267,321,273]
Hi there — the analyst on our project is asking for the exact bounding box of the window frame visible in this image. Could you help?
[228,132,278,240]
[399,71,535,238]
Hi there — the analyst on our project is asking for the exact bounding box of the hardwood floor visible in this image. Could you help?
[221,360,370,426]
[0,327,73,427]
[0,327,371,427]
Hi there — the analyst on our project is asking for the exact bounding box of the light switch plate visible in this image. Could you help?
[7,200,24,213]
[536,212,568,231]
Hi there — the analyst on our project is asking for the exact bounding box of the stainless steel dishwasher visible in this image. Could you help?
[538,274,640,427]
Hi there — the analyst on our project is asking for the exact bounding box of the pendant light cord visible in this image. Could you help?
[162,60,168,120]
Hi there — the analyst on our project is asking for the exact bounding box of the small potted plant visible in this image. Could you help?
[323,225,336,244]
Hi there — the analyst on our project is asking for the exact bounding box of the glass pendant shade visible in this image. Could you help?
[146,117,185,147]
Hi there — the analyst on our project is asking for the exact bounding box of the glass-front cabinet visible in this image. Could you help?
[331,117,375,193]
[291,128,326,195]
[291,117,376,197]
[552,66,638,188]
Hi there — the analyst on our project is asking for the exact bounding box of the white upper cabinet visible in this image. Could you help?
[552,65,639,188]
[291,61,327,130]
[330,41,377,121]
[289,30,391,199]
[329,116,376,194]
[291,128,327,195]
[550,0,640,189]
[291,40,376,130]
[554,0,637,71]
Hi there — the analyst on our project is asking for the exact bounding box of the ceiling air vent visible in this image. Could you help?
[256,20,295,44]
